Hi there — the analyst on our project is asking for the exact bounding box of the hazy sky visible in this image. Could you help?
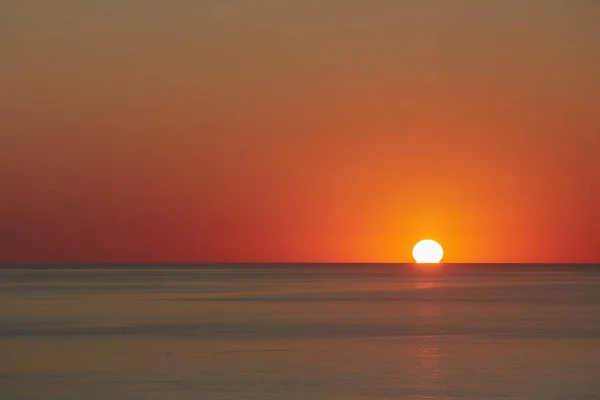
[2,1,599,263]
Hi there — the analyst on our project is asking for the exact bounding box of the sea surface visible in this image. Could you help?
[1,264,600,400]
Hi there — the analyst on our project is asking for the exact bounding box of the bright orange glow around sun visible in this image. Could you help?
[412,240,444,263]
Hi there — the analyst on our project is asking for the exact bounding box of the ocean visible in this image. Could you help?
[1,264,599,399]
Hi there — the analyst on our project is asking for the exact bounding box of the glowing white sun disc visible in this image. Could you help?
[412,240,444,263]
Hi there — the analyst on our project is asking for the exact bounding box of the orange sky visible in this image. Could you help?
[1,1,599,263]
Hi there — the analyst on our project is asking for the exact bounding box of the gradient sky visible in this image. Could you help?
[1,1,599,263]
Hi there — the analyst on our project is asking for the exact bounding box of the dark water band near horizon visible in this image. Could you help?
[1,264,600,399]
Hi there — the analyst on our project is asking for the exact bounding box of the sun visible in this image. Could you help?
[412,239,444,263]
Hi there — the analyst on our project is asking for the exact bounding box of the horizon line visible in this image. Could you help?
[1,262,599,268]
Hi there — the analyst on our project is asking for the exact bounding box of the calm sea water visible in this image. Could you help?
[1,264,600,400]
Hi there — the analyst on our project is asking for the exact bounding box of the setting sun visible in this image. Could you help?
[412,240,444,263]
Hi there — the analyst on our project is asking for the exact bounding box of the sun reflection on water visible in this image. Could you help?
[413,281,442,290]
[412,302,445,399]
